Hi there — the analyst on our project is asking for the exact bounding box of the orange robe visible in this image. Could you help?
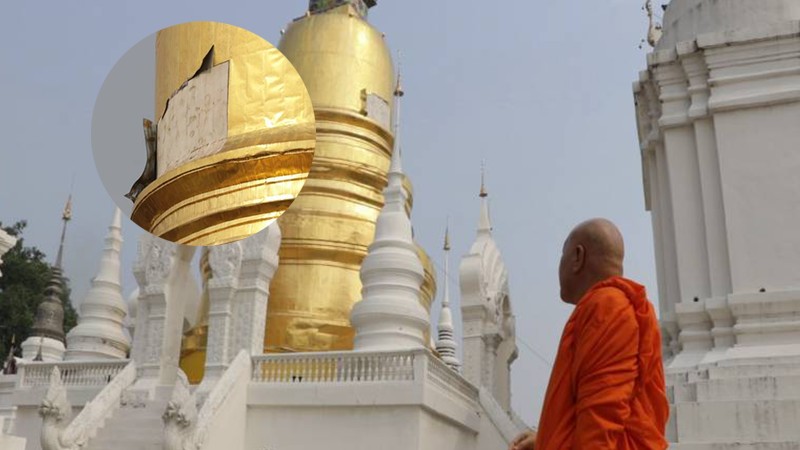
[534,276,669,450]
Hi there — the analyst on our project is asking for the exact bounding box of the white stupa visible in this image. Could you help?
[435,226,461,371]
[350,146,430,351]
[65,208,131,360]
[634,0,800,446]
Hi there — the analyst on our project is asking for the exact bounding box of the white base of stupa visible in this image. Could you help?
[20,337,64,362]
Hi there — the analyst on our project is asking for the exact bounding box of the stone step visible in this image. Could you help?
[84,402,166,450]
[695,375,800,402]
[93,422,165,439]
[671,442,800,450]
[87,439,163,450]
[675,399,800,443]
[708,363,800,380]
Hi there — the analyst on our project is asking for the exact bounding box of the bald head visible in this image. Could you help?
[558,218,625,304]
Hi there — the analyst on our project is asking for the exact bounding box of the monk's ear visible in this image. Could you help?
[573,244,586,272]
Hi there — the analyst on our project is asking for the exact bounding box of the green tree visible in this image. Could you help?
[0,220,78,359]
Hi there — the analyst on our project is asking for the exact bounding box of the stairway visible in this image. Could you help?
[85,399,167,450]
[669,363,800,450]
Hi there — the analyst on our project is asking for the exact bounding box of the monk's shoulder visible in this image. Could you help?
[575,286,635,328]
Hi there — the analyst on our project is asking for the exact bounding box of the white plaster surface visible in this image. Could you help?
[157,61,229,177]
[635,4,800,446]
[656,0,800,50]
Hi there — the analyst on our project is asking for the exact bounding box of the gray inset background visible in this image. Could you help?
[92,34,154,218]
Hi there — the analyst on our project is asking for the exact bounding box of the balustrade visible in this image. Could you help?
[19,360,128,387]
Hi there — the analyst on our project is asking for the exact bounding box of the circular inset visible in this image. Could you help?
[92,21,315,246]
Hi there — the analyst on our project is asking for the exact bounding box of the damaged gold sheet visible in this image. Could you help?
[131,21,315,246]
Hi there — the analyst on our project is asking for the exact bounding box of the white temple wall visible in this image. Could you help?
[246,406,435,450]
[692,116,731,299]
[661,126,711,302]
[5,406,40,450]
[203,361,248,450]
[654,143,681,321]
[459,307,485,389]
[634,8,800,446]
[493,336,515,412]
[713,103,800,293]
[3,385,102,450]
[654,55,712,306]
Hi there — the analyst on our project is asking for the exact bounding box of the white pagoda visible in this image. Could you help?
[634,0,800,447]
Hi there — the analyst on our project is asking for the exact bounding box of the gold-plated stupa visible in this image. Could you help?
[179,248,211,384]
[266,0,436,352]
[130,21,316,246]
[177,4,437,382]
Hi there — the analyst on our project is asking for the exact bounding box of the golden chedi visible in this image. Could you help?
[179,247,211,384]
[267,0,436,353]
[129,21,315,246]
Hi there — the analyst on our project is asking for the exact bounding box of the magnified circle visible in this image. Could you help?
[92,21,315,246]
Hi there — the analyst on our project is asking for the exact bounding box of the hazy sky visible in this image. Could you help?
[0,0,660,427]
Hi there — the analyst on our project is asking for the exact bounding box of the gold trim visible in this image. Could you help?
[131,144,314,246]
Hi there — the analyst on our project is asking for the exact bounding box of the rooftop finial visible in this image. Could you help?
[436,220,460,371]
[55,193,72,269]
[307,1,376,19]
[479,161,487,198]
[393,52,404,162]
[477,162,492,234]
[640,0,663,49]
[394,52,404,98]
[33,337,44,362]
[443,219,451,252]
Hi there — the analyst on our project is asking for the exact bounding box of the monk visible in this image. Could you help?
[510,218,668,450]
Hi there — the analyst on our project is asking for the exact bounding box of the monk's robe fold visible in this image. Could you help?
[535,276,668,450]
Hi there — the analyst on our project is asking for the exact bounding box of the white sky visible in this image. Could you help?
[0,0,659,428]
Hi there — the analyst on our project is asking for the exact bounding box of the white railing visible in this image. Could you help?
[19,360,129,387]
[59,361,137,447]
[478,386,528,444]
[252,349,417,383]
[194,350,250,449]
[426,352,480,401]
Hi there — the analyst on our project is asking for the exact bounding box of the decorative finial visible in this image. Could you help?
[62,194,72,222]
[477,162,492,234]
[436,220,460,371]
[443,220,451,252]
[393,51,404,157]
[34,337,44,362]
[479,161,487,198]
[640,0,663,49]
[2,335,17,374]
[307,1,375,19]
[55,193,72,269]
[394,55,404,98]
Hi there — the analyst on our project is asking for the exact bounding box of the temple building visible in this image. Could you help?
[0,2,527,449]
[634,0,800,447]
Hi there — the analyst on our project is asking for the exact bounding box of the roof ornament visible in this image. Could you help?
[640,0,663,49]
